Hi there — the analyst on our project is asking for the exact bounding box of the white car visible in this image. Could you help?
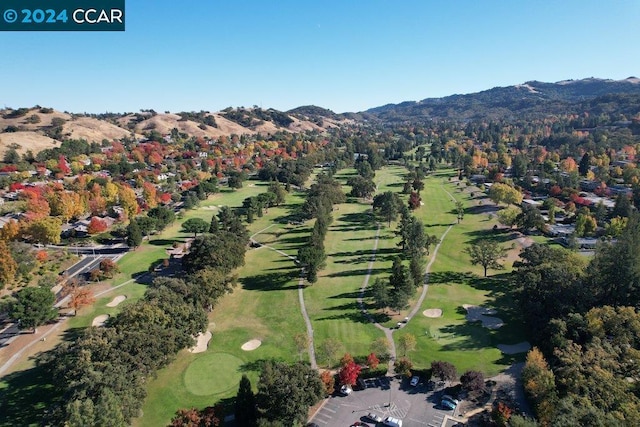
[340,384,353,396]
[410,375,419,386]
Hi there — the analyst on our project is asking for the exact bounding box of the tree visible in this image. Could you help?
[117,184,139,220]
[394,357,413,377]
[456,201,464,223]
[497,206,520,229]
[408,191,421,210]
[370,277,390,311]
[182,232,247,275]
[147,205,176,231]
[297,243,326,283]
[0,240,17,288]
[235,375,257,427]
[338,360,362,386]
[431,360,457,382]
[347,175,376,198]
[612,193,633,218]
[373,191,401,226]
[397,333,417,356]
[256,361,324,426]
[25,217,62,244]
[388,257,412,312]
[516,205,545,232]
[320,370,336,396]
[126,219,142,249]
[182,218,210,237]
[65,283,95,316]
[370,337,391,360]
[318,338,344,366]
[464,240,507,277]
[460,370,485,392]
[87,217,108,234]
[522,347,557,424]
[135,216,157,240]
[293,333,309,361]
[425,234,440,256]
[367,353,380,370]
[209,214,219,234]
[574,212,597,237]
[9,286,57,333]
[488,183,523,206]
[188,267,236,310]
[578,152,591,176]
[268,181,287,206]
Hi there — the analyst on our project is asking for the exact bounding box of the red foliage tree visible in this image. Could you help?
[367,353,380,370]
[549,185,562,197]
[58,155,71,175]
[87,217,108,234]
[338,360,362,386]
[408,191,421,210]
[320,370,336,395]
[340,353,354,367]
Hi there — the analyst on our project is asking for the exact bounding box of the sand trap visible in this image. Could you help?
[92,314,109,327]
[423,308,443,318]
[463,304,504,329]
[241,339,262,351]
[498,341,531,354]
[106,295,126,307]
[189,331,212,353]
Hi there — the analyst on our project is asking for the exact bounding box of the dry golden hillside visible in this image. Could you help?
[0,131,60,156]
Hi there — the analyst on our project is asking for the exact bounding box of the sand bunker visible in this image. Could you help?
[498,341,531,354]
[106,295,126,307]
[241,339,262,351]
[463,304,504,329]
[423,308,443,318]
[189,331,212,353]
[92,314,109,327]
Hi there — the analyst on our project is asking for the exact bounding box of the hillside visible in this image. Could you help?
[365,77,640,122]
[0,106,349,157]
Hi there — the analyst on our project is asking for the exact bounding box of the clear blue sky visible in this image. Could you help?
[1,0,638,114]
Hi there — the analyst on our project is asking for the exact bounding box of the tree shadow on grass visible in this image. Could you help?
[0,362,62,427]
[241,270,300,291]
[325,268,388,278]
[437,323,493,351]
[427,271,476,285]
[148,239,181,247]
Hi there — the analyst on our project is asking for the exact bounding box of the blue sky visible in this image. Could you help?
[1,0,638,113]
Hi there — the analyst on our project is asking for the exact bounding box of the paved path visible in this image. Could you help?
[354,186,458,375]
[249,230,318,369]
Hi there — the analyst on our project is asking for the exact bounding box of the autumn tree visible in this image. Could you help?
[142,181,158,209]
[394,357,413,377]
[464,240,507,277]
[522,347,557,424]
[408,191,421,210]
[397,333,417,356]
[320,370,336,396]
[66,283,95,316]
[0,219,20,241]
[338,359,362,386]
[0,240,17,288]
[25,217,62,244]
[367,352,380,370]
[118,184,139,220]
[318,338,344,366]
[87,217,108,234]
[370,337,391,360]
[488,183,523,206]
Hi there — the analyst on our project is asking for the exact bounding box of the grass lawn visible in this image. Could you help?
[398,170,528,376]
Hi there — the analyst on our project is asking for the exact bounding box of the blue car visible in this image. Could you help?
[440,397,457,410]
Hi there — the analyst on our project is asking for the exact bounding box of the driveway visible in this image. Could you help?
[309,376,464,427]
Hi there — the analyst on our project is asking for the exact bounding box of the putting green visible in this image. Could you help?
[183,353,243,396]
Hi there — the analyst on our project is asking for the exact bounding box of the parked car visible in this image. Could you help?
[383,416,403,427]
[440,398,456,410]
[366,412,383,423]
[410,375,420,386]
[340,384,353,396]
[442,394,460,404]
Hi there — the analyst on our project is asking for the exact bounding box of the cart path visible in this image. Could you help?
[357,185,457,375]
[249,233,317,369]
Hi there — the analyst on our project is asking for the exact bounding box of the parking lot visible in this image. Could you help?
[309,376,465,427]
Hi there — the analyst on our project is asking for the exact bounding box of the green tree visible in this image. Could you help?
[456,201,464,223]
[489,183,523,206]
[464,240,507,277]
[370,337,391,360]
[497,205,520,229]
[209,214,219,233]
[370,277,390,312]
[147,205,176,231]
[9,286,57,333]
[126,219,142,249]
[318,338,344,366]
[256,361,324,426]
[182,218,210,237]
[182,232,247,274]
[389,257,412,312]
[297,243,326,283]
[347,175,376,198]
[373,191,401,226]
[236,375,257,427]
[135,216,157,239]
[268,181,287,205]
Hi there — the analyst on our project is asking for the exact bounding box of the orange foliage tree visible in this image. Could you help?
[87,217,108,234]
